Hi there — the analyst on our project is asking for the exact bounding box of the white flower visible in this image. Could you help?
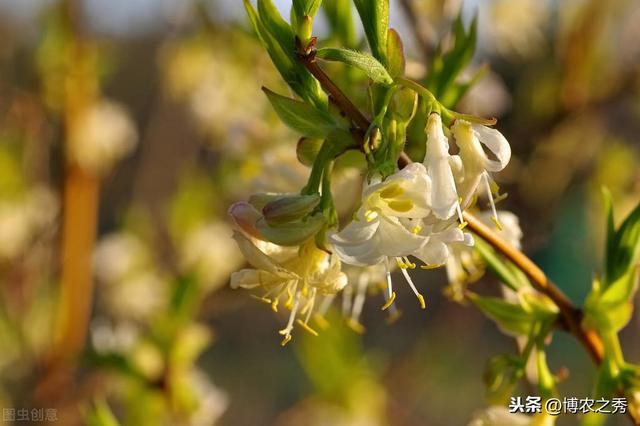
[329,163,430,267]
[230,232,347,345]
[67,99,137,175]
[451,119,511,227]
[423,113,459,220]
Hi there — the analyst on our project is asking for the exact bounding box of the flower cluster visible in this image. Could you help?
[229,112,512,344]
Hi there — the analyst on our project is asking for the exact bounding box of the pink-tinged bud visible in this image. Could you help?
[228,202,263,239]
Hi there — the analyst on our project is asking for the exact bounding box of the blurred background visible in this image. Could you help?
[0,0,639,425]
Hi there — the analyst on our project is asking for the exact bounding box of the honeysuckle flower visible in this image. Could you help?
[329,162,430,267]
[451,119,511,227]
[423,113,460,221]
[230,232,347,345]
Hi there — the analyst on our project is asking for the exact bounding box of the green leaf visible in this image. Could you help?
[263,88,338,138]
[315,47,393,85]
[353,0,388,65]
[469,293,540,337]
[292,0,322,18]
[386,29,405,78]
[474,238,527,292]
[257,0,294,50]
[586,195,640,332]
[244,0,325,107]
[607,199,640,286]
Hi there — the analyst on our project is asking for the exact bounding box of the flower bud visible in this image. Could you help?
[256,213,325,246]
[262,194,321,225]
[390,87,418,123]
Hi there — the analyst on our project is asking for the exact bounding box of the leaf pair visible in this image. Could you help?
[244,0,325,107]
[584,191,640,332]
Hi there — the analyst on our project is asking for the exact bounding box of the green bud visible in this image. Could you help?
[256,213,325,246]
[262,194,321,225]
[390,87,418,123]
[296,137,323,167]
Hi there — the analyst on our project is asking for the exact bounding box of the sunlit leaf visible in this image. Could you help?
[263,88,338,138]
[315,47,393,85]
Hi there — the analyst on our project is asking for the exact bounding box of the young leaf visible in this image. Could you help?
[386,29,405,78]
[474,237,527,292]
[263,88,338,138]
[315,48,393,85]
[257,0,294,50]
[292,0,322,19]
[468,293,539,337]
[244,0,325,107]
[352,0,389,65]
[607,199,640,286]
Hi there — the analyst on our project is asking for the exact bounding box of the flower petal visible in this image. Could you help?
[473,124,511,172]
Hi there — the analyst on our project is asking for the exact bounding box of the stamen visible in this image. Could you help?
[284,285,294,309]
[381,292,396,310]
[346,318,365,334]
[250,295,273,305]
[483,172,502,230]
[296,319,319,336]
[412,225,422,234]
[303,288,317,323]
[342,284,353,316]
[420,263,445,270]
[279,290,301,344]
[381,257,396,310]
[400,267,426,309]
[350,275,368,324]
[402,256,416,269]
[280,334,292,346]
[493,192,508,205]
[455,201,468,229]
